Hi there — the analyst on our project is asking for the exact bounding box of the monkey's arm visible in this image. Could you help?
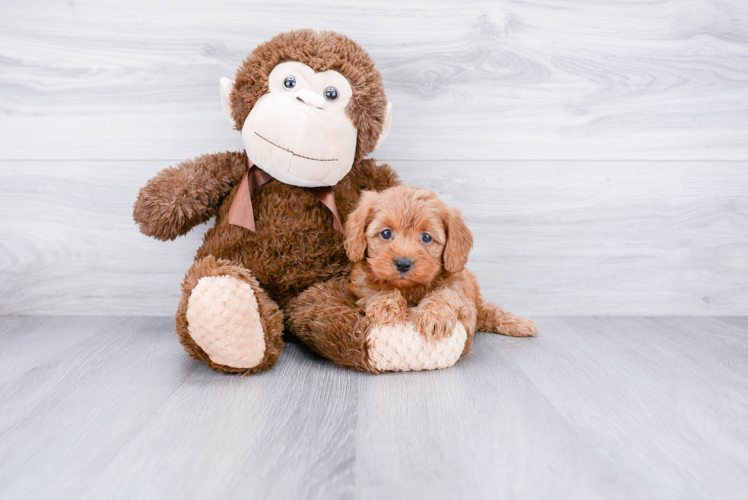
[133,151,246,241]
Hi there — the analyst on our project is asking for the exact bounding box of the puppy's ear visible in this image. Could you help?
[443,207,473,274]
[345,191,379,262]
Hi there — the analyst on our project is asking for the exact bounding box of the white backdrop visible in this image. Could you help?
[1,0,746,316]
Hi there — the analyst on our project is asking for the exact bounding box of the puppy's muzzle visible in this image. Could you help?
[394,257,413,274]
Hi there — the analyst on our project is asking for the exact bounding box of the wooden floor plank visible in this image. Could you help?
[0,317,357,499]
[0,317,196,498]
[82,347,358,500]
[504,317,748,499]
[1,316,747,499]
[0,316,117,380]
[354,333,646,499]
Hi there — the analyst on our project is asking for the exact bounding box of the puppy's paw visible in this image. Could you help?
[366,293,408,326]
[416,301,458,341]
[499,316,539,337]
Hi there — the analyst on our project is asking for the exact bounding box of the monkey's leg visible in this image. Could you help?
[286,277,469,373]
[284,276,377,373]
[176,255,284,374]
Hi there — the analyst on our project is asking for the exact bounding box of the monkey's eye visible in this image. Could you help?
[283,76,297,89]
[421,233,433,244]
[324,86,339,101]
[380,229,393,240]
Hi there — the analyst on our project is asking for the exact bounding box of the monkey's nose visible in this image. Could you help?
[394,257,413,274]
[295,88,325,109]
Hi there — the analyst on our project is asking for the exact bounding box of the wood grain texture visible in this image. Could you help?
[0,316,357,499]
[0,316,746,499]
[1,1,747,315]
[1,0,747,161]
[0,161,209,316]
[1,160,746,316]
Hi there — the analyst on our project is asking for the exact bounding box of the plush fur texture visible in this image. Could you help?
[285,276,374,372]
[186,275,266,369]
[175,255,284,375]
[230,29,389,164]
[134,30,400,374]
[134,152,246,242]
[195,155,399,307]
[367,314,468,372]
[157,156,400,373]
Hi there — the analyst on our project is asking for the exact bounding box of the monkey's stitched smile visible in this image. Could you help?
[254,132,338,162]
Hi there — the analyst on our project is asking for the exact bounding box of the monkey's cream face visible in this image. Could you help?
[241,61,358,187]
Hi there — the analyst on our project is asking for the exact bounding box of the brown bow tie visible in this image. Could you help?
[228,158,344,234]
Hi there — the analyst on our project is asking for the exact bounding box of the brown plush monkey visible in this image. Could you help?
[134,30,399,374]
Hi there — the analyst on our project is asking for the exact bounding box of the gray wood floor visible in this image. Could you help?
[1,316,746,499]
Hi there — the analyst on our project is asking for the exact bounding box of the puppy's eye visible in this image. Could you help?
[283,76,297,89]
[380,229,392,240]
[421,233,433,244]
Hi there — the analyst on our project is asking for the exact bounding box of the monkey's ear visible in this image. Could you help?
[219,77,235,126]
[344,191,379,262]
[443,207,473,274]
[375,102,393,149]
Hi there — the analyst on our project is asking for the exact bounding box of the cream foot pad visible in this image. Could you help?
[186,275,266,369]
[366,312,467,372]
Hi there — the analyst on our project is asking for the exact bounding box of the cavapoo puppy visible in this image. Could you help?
[345,185,538,345]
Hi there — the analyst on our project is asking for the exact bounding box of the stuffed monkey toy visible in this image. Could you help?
[134,30,400,374]
[135,29,501,375]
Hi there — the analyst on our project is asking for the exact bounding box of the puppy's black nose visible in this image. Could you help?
[394,257,413,274]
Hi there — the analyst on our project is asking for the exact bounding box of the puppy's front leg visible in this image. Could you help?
[416,289,460,341]
[361,289,409,327]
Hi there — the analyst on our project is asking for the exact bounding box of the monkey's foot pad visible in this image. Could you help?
[186,275,266,369]
[366,317,467,372]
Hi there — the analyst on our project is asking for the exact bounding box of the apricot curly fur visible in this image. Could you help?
[363,289,409,327]
[345,186,538,360]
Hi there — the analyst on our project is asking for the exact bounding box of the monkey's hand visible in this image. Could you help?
[133,152,246,241]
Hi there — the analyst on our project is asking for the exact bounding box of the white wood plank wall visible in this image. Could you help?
[1,0,746,316]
